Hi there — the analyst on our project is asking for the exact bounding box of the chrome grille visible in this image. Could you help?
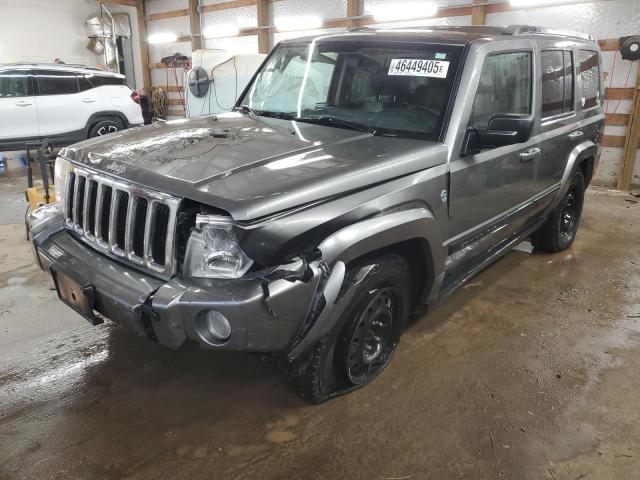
[63,166,180,277]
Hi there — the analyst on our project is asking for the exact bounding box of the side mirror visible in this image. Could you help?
[461,114,534,156]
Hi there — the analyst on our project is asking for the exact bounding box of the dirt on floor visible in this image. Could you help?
[0,178,639,480]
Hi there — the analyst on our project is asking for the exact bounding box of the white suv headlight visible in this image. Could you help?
[183,214,254,279]
[54,157,73,211]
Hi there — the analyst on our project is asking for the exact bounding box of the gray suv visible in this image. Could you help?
[28,25,603,403]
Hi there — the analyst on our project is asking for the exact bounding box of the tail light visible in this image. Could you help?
[131,91,141,104]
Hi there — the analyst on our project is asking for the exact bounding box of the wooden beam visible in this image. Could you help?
[147,9,189,21]
[346,0,363,30]
[598,38,620,52]
[135,0,151,95]
[605,87,634,100]
[166,109,186,116]
[102,0,137,7]
[257,0,271,54]
[617,68,640,189]
[188,0,202,51]
[602,135,627,148]
[471,0,486,26]
[167,99,185,105]
[200,0,256,14]
[153,85,184,92]
[605,113,630,126]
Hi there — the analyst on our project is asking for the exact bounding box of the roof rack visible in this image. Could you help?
[0,62,106,71]
[507,25,595,42]
[348,24,595,42]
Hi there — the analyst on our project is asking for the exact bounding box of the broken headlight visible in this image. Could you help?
[183,214,253,279]
[54,157,73,211]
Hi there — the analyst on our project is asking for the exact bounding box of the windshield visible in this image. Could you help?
[239,40,463,140]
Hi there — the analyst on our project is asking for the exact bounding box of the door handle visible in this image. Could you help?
[81,98,96,103]
[15,100,33,107]
[519,147,541,162]
[568,131,584,140]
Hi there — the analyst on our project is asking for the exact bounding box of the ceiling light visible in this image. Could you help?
[368,3,438,22]
[203,24,240,38]
[509,0,572,5]
[148,32,178,44]
[274,15,322,32]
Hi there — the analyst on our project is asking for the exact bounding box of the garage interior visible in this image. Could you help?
[1,0,639,479]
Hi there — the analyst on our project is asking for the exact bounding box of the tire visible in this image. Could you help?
[531,169,585,252]
[88,118,124,138]
[288,254,411,404]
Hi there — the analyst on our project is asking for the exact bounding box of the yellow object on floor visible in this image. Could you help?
[26,186,56,210]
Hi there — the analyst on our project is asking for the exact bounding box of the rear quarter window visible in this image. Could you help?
[89,75,126,88]
[36,70,79,95]
[578,50,601,109]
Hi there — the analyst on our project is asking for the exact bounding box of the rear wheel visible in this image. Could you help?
[89,118,124,138]
[288,254,411,404]
[531,169,585,252]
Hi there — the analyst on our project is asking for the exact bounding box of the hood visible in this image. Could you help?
[62,113,447,221]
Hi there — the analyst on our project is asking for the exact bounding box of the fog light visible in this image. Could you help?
[205,310,231,340]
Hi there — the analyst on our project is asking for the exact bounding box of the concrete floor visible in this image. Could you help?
[0,174,639,480]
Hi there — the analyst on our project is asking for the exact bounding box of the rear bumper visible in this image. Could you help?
[28,205,326,353]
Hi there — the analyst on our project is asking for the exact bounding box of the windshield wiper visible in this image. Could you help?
[294,115,377,135]
[234,104,258,115]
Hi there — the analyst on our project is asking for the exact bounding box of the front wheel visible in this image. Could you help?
[288,254,411,404]
[531,169,585,252]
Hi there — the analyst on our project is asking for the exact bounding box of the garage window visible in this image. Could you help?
[578,50,600,109]
[469,51,532,129]
[541,50,574,118]
[36,71,79,96]
[0,70,30,98]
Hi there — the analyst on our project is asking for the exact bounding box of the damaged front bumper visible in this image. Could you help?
[28,205,343,356]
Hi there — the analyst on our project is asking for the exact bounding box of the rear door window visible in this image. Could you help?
[541,50,574,118]
[89,75,125,87]
[36,70,79,95]
[578,50,600,109]
[469,51,532,129]
[0,70,30,97]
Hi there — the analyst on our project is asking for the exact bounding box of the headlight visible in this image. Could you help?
[183,214,253,279]
[54,157,73,211]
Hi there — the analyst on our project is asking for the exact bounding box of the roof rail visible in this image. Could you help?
[508,25,595,42]
[0,62,105,71]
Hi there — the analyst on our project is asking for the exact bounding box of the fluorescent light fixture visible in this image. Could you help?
[148,32,178,44]
[203,23,240,38]
[368,2,438,22]
[274,15,322,32]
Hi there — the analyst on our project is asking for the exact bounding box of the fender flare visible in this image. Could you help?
[554,140,597,205]
[83,111,131,138]
[288,208,445,359]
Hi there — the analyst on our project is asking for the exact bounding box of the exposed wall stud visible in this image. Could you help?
[257,0,271,54]
[471,0,486,26]
[136,0,151,95]
[346,0,363,30]
[188,0,202,50]
[617,68,640,190]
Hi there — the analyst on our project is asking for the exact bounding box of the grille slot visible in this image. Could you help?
[62,166,179,277]
[99,185,112,244]
[131,197,148,258]
[151,203,170,267]
[86,180,98,236]
[65,172,76,222]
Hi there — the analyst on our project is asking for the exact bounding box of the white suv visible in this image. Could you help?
[0,64,144,152]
